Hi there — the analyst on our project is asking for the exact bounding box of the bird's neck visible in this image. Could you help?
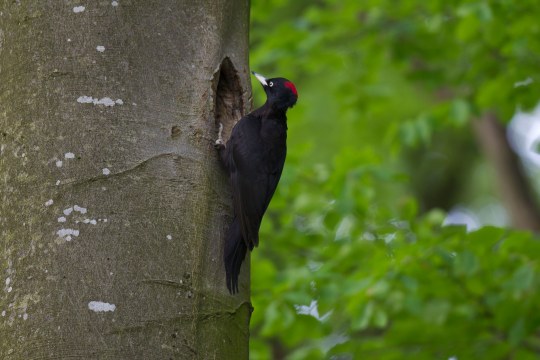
[257,101,287,120]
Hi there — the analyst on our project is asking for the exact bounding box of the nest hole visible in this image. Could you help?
[214,57,243,142]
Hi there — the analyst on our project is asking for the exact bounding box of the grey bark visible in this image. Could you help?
[0,1,251,359]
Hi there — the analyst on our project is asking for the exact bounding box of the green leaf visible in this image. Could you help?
[453,250,479,276]
[450,99,471,126]
[373,309,389,328]
[508,317,526,346]
[422,300,451,325]
[352,301,374,330]
[507,265,535,295]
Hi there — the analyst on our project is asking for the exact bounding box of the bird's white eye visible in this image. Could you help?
[269,81,274,87]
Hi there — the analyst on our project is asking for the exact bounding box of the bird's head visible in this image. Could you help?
[252,71,298,110]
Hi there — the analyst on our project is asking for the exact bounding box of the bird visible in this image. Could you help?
[215,71,298,294]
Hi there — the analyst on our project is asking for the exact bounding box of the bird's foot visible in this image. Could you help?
[214,123,225,149]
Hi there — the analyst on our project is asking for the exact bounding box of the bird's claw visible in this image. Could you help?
[214,139,225,149]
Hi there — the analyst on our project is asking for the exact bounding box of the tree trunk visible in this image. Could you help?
[0,1,251,359]
[473,113,540,232]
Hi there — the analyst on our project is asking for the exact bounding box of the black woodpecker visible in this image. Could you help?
[215,71,298,294]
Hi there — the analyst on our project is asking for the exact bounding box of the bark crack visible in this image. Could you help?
[58,152,200,188]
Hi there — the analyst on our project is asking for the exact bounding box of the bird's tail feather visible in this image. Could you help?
[224,218,248,294]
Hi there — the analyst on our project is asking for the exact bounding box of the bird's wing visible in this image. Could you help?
[229,117,284,249]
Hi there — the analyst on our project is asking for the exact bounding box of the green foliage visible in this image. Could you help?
[249,0,540,358]
[251,152,540,358]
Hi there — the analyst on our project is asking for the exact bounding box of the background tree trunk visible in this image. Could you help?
[0,1,251,359]
[473,113,540,232]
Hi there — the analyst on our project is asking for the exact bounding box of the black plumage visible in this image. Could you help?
[215,72,298,294]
